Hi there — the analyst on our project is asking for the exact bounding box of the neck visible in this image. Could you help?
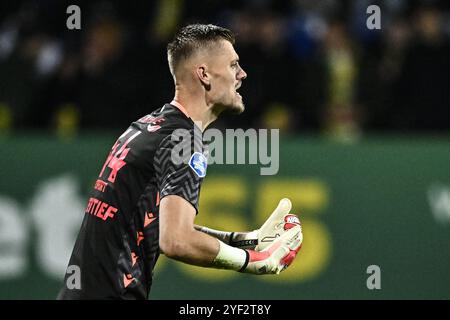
[172,85,219,132]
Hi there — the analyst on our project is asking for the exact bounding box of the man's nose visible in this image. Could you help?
[238,67,247,80]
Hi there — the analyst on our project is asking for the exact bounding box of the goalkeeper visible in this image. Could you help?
[58,24,302,300]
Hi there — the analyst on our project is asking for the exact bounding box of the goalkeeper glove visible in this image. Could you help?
[230,198,301,251]
[213,225,303,275]
[243,225,302,274]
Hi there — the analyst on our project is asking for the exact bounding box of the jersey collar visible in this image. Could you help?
[170,100,190,118]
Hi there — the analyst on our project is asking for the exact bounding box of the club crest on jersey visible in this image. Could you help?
[189,152,207,178]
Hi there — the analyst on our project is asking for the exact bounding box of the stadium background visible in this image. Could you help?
[0,0,449,299]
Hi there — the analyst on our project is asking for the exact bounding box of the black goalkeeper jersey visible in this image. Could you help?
[58,103,207,300]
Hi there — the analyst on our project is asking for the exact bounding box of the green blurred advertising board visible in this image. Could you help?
[0,134,449,299]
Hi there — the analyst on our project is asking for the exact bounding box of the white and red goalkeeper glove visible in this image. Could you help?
[242,225,302,274]
[230,198,302,251]
[213,225,302,275]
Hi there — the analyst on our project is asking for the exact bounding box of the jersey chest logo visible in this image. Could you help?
[189,152,207,178]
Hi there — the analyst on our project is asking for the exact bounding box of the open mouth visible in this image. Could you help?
[235,84,241,97]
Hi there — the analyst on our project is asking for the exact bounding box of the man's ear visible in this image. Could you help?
[196,65,211,90]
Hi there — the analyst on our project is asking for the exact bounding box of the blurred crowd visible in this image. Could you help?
[0,0,449,139]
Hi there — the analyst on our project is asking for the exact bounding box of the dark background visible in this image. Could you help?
[0,0,449,139]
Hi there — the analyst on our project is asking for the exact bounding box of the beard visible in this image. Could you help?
[213,104,244,116]
[209,86,246,118]
[214,97,245,116]
[226,101,245,115]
